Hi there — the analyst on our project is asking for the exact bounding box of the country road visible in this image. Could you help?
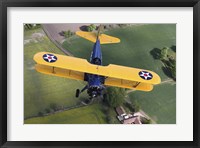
[42,24,97,56]
[42,24,93,43]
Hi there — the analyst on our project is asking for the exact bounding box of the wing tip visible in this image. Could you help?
[154,74,161,84]
[33,52,53,63]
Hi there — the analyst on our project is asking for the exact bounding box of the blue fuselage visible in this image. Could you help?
[85,40,105,97]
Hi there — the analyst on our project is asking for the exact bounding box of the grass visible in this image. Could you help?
[24,28,88,118]
[24,104,107,124]
[128,83,176,124]
[62,24,176,81]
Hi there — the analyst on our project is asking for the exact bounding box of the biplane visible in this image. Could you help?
[34,25,161,99]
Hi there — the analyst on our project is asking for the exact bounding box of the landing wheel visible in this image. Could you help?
[76,89,80,98]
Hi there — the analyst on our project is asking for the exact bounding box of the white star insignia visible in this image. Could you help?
[43,54,57,63]
[139,71,152,80]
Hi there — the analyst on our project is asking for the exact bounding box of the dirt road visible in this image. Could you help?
[42,23,91,43]
[42,23,95,56]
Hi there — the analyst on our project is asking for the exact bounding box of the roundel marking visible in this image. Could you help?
[43,54,57,63]
[139,71,153,80]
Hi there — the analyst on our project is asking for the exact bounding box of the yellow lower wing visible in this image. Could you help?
[34,52,161,91]
[104,77,153,91]
[35,64,84,81]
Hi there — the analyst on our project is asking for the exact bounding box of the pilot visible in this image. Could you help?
[93,58,101,65]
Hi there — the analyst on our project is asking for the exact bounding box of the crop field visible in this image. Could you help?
[24,28,87,118]
[62,24,176,81]
[24,104,107,124]
[129,83,176,124]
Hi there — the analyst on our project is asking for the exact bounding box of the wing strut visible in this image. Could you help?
[133,82,141,88]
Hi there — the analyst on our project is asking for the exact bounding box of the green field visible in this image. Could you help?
[25,104,107,124]
[24,28,87,118]
[129,83,176,124]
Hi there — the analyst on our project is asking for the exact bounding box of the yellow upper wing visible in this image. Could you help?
[34,52,161,90]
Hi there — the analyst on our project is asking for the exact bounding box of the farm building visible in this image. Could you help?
[115,106,148,124]
[122,116,142,124]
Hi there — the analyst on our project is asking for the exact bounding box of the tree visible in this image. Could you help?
[167,57,176,80]
[157,46,176,80]
[160,47,169,60]
[124,102,135,112]
[87,26,93,32]
[169,65,176,80]
[86,24,97,32]
[169,57,176,67]
[141,117,152,124]
[118,24,128,27]
[90,24,96,30]
[45,108,51,114]
[133,100,141,112]
[106,87,126,107]
[50,103,58,111]
[25,24,33,30]
[63,30,74,38]
[171,67,176,79]
[25,24,41,30]
[38,111,44,116]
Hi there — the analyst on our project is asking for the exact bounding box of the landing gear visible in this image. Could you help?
[75,89,80,98]
[75,85,88,98]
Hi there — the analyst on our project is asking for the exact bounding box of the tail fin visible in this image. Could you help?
[76,31,120,44]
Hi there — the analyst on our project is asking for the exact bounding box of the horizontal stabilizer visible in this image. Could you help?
[76,31,120,44]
